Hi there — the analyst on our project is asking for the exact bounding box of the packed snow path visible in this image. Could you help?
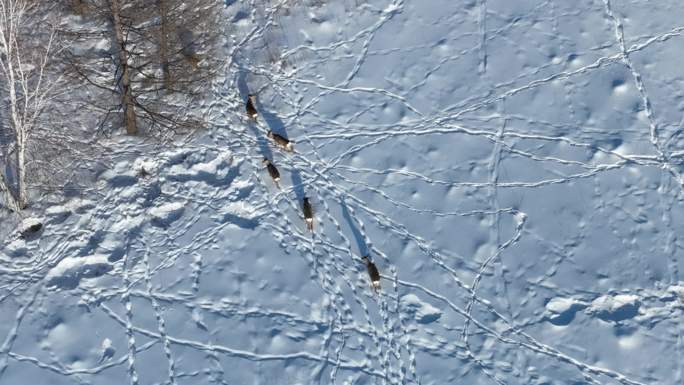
[2,0,684,384]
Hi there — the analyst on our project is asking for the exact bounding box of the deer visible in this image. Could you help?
[267,130,294,152]
[262,158,281,188]
[246,94,258,120]
[302,197,314,231]
[362,255,381,293]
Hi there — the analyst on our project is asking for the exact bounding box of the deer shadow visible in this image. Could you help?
[341,202,368,256]
[260,108,289,140]
[289,167,306,207]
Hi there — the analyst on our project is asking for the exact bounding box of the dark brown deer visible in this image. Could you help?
[262,158,281,188]
[362,256,381,292]
[302,197,314,231]
[246,94,258,120]
[267,130,294,152]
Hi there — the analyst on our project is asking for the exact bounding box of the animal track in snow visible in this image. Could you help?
[3,0,684,384]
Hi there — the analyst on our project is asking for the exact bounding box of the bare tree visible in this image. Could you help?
[109,0,137,134]
[0,0,224,211]
[0,0,61,211]
[60,0,223,138]
[158,0,171,90]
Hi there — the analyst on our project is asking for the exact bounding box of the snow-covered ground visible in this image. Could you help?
[2,0,684,384]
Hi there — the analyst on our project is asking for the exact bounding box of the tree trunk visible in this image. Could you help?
[0,174,20,212]
[158,0,172,90]
[109,0,138,135]
[16,138,27,209]
[0,0,28,210]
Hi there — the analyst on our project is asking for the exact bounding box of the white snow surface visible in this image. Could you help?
[2,0,684,384]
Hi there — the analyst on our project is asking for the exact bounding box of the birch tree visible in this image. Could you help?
[0,0,60,211]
